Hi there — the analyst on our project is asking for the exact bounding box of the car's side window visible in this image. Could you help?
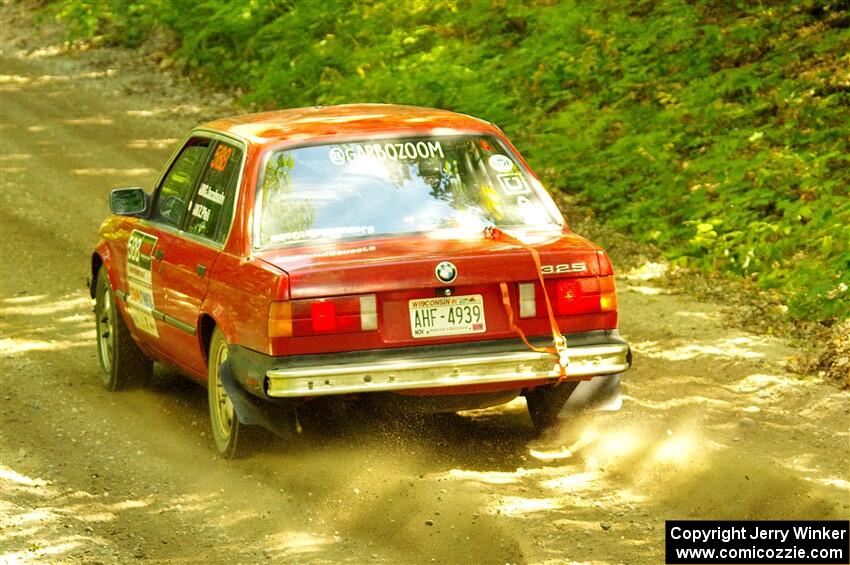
[151,138,212,228]
[185,141,243,243]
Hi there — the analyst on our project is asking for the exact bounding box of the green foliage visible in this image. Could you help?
[49,0,114,40]
[49,0,850,322]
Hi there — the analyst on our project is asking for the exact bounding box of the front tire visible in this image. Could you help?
[207,328,247,458]
[525,381,579,430]
[94,268,152,391]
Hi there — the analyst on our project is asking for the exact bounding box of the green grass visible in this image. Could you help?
[48,0,850,323]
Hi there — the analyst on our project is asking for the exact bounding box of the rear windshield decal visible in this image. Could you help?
[488,154,514,173]
[329,141,444,165]
[498,173,530,195]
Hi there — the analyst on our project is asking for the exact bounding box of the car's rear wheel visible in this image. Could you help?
[94,268,152,391]
[525,381,580,430]
[207,328,248,458]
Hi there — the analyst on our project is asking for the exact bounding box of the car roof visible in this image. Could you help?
[201,103,497,146]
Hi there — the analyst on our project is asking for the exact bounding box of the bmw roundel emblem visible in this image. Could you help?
[435,261,457,284]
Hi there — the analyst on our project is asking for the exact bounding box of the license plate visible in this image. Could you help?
[409,294,486,339]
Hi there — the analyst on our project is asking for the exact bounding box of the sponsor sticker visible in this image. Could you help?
[198,182,225,205]
[126,230,159,337]
[191,202,211,222]
[270,225,376,243]
[329,141,445,164]
[488,154,514,173]
[498,173,530,194]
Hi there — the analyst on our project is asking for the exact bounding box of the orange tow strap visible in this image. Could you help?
[484,227,569,378]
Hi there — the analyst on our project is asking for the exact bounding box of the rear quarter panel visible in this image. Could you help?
[203,252,285,356]
[199,141,283,355]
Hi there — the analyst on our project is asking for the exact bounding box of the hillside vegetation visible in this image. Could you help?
[50,0,850,323]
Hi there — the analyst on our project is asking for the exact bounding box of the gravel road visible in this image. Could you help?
[1,7,848,564]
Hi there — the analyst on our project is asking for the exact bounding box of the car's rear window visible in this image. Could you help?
[255,135,561,248]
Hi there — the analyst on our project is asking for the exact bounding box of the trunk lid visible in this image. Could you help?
[255,229,602,299]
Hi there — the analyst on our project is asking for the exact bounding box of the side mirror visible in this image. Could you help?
[110,187,148,216]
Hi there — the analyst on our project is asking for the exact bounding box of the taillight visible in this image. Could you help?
[359,295,377,330]
[555,279,583,313]
[517,275,618,317]
[599,275,617,312]
[268,302,292,337]
[518,283,537,318]
[597,250,613,276]
[269,294,378,337]
[596,250,617,311]
[311,301,336,332]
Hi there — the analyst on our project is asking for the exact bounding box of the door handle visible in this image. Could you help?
[196,264,206,277]
[154,248,165,261]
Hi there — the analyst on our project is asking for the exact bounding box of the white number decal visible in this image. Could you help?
[127,235,142,263]
[126,230,159,337]
[541,262,588,275]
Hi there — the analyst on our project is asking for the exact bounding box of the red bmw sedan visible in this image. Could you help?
[90,104,631,457]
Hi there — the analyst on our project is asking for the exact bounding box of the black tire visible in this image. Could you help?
[94,268,152,391]
[207,328,249,458]
[525,381,580,430]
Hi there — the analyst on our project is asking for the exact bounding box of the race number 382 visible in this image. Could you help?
[127,231,156,268]
[127,234,143,263]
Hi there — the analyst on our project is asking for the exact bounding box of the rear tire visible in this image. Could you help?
[207,328,248,458]
[94,268,152,391]
[525,381,580,430]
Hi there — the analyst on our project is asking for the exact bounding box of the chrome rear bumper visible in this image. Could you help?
[264,341,630,398]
